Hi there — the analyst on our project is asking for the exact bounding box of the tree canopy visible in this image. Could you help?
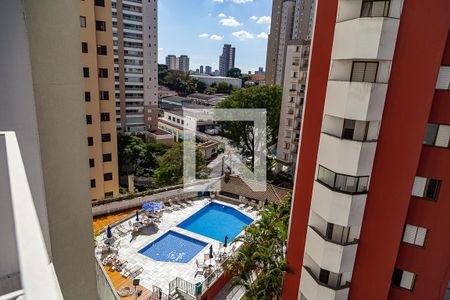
[227,67,242,78]
[216,85,282,163]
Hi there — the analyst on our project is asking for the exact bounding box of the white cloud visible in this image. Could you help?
[199,33,210,38]
[158,47,164,51]
[213,0,224,2]
[257,32,268,39]
[210,34,224,41]
[214,0,252,3]
[219,16,242,27]
[232,30,254,40]
[218,13,227,18]
[249,16,258,21]
[256,16,271,24]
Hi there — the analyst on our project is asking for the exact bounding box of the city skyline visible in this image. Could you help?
[158,0,271,72]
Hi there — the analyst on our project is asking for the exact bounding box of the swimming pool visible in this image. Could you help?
[138,231,207,263]
[177,202,253,242]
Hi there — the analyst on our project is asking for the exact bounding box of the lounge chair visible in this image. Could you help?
[121,265,142,278]
[186,198,194,205]
[175,200,187,209]
[194,259,205,277]
[129,265,144,279]
[112,259,128,272]
[168,199,181,210]
[114,225,128,236]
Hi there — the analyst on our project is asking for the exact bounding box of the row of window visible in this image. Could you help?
[90,175,113,187]
[87,134,111,146]
[80,17,107,32]
[81,42,108,56]
[83,67,109,78]
[85,91,110,102]
[424,123,450,149]
[317,165,369,194]
[86,113,111,124]
[89,154,113,168]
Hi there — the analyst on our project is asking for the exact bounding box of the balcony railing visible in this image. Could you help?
[309,226,358,246]
[0,132,63,299]
[303,266,350,291]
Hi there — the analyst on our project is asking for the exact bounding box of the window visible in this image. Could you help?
[83,67,90,78]
[104,173,113,181]
[435,66,450,90]
[99,91,109,100]
[104,192,114,198]
[98,68,108,78]
[317,165,369,194]
[423,123,450,148]
[101,133,111,142]
[103,153,112,162]
[80,16,87,28]
[402,224,427,247]
[100,113,110,122]
[97,45,107,55]
[342,119,356,139]
[361,0,391,17]
[95,0,105,6]
[412,176,440,200]
[84,92,91,102]
[87,137,94,146]
[392,269,416,291]
[351,61,378,82]
[89,159,95,168]
[90,179,96,188]
[86,115,92,124]
[96,20,106,32]
[81,42,88,53]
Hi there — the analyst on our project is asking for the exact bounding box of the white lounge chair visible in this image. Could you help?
[168,199,181,210]
[194,259,205,277]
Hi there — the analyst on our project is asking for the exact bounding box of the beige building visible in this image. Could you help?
[81,0,120,200]
[113,0,159,132]
[1,0,103,298]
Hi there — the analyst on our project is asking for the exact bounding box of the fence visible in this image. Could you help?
[148,285,170,300]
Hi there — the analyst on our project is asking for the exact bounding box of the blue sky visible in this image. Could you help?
[158,0,272,73]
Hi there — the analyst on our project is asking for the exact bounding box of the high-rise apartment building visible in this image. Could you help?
[178,55,190,73]
[205,65,212,75]
[112,0,158,132]
[81,0,119,200]
[282,1,450,300]
[200,65,204,74]
[273,0,315,175]
[1,0,101,298]
[219,44,236,76]
[166,54,178,70]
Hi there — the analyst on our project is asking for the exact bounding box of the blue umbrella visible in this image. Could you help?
[106,225,112,239]
[143,202,164,212]
[224,235,228,248]
[135,210,139,221]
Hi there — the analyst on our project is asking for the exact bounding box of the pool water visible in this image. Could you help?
[138,231,207,263]
[178,202,253,242]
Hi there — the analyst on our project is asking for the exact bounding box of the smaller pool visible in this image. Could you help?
[138,231,207,263]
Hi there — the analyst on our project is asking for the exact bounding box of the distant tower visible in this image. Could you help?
[205,66,212,74]
[200,65,204,74]
[178,55,190,73]
[219,44,235,76]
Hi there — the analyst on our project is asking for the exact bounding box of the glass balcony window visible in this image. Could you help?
[361,0,391,18]
[317,165,369,194]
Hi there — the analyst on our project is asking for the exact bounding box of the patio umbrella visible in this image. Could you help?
[142,202,164,212]
[135,210,139,221]
[224,235,228,248]
[106,225,112,239]
[209,245,214,266]
[264,198,269,206]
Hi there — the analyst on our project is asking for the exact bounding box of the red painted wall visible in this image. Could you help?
[349,1,450,299]
[281,0,338,298]
[200,274,229,300]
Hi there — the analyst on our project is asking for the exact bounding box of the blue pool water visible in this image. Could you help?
[178,202,253,242]
[138,231,207,263]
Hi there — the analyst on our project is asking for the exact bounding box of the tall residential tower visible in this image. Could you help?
[219,44,236,76]
[112,0,158,132]
[81,0,119,200]
[282,0,450,299]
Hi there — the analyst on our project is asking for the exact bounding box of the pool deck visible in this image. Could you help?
[94,198,257,295]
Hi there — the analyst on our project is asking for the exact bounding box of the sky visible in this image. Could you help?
[158,0,272,73]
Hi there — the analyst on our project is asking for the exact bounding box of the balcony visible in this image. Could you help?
[300,266,349,300]
[305,226,358,274]
[332,17,400,60]
[317,133,377,176]
[311,181,366,227]
[324,80,387,121]
[0,132,62,299]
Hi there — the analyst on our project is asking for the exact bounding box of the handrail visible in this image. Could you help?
[0,132,63,299]
[303,266,350,291]
[309,226,358,246]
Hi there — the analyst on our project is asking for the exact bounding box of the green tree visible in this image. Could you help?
[161,70,196,95]
[120,135,147,174]
[240,74,252,87]
[195,80,207,93]
[217,82,231,93]
[205,87,217,95]
[226,194,292,300]
[227,67,242,78]
[153,143,210,186]
[158,64,168,85]
[216,85,282,166]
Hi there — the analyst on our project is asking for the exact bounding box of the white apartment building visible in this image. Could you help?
[112,0,159,132]
[178,55,190,73]
[165,54,178,70]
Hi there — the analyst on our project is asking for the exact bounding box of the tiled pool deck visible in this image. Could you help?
[95,198,257,294]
